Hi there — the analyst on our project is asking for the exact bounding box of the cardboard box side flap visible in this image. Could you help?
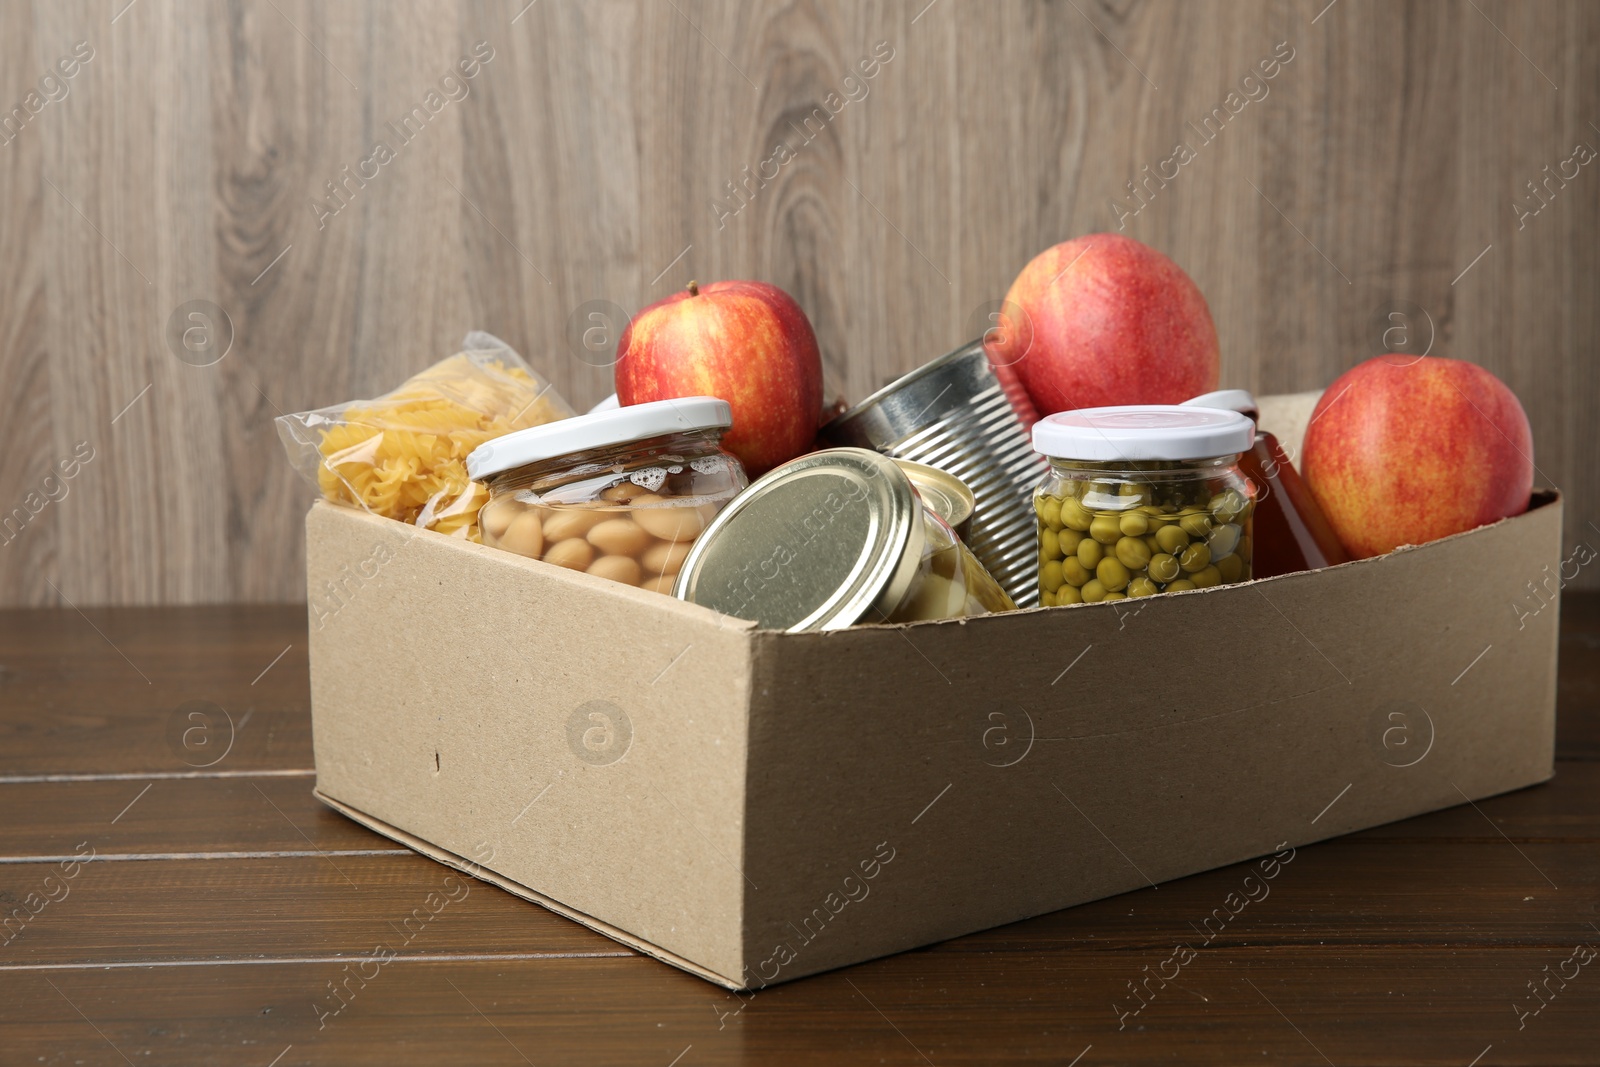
[314,790,745,989]
[734,493,1562,983]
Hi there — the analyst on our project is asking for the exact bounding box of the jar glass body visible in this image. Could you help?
[1034,456,1256,605]
[479,429,747,593]
[884,504,1016,623]
[1238,430,1350,577]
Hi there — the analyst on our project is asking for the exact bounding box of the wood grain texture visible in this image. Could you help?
[0,602,1596,1063]
[0,604,312,774]
[6,950,1600,1066]
[0,855,630,965]
[1,837,1594,967]
[0,0,1595,606]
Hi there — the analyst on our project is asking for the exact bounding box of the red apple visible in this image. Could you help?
[615,280,823,476]
[987,234,1219,414]
[1301,356,1534,559]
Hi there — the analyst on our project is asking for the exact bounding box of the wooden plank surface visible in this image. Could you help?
[1,839,1594,969]
[0,855,629,966]
[1556,593,1600,759]
[1,601,1597,1063]
[0,605,312,775]
[0,0,1595,607]
[4,950,1600,1067]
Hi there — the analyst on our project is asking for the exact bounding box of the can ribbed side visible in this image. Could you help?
[880,384,1046,607]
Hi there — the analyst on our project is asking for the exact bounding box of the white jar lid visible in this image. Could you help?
[1182,389,1259,420]
[466,396,731,480]
[1031,405,1255,461]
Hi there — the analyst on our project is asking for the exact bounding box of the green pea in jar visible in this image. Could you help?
[1030,406,1258,606]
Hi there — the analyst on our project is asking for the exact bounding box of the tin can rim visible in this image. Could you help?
[823,339,983,433]
[893,459,976,531]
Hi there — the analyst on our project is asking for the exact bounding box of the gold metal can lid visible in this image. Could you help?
[893,459,976,538]
[673,448,925,631]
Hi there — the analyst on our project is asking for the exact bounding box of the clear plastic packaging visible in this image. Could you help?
[275,332,574,540]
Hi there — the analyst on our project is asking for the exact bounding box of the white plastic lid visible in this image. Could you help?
[1031,405,1255,461]
[1182,389,1259,420]
[588,393,621,413]
[466,396,731,480]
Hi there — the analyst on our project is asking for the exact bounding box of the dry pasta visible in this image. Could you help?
[277,332,574,541]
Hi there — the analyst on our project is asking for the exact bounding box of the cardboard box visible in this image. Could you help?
[307,452,1563,990]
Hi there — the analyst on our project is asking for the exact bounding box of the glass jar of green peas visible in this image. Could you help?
[1030,406,1258,606]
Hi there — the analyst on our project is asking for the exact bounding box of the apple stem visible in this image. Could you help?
[687,280,699,297]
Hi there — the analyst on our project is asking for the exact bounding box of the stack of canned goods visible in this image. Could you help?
[818,339,1046,608]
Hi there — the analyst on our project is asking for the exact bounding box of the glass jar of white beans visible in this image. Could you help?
[465,397,748,593]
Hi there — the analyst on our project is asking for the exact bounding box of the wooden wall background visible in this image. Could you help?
[1,0,1596,606]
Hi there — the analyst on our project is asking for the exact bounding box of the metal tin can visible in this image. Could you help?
[672,448,1013,631]
[818,340,1047,607]
[893,459,976,542]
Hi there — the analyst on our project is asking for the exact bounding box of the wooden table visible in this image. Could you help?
[1,601,1595,1065]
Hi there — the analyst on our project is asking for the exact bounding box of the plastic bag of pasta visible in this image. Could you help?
[276,331,575,541]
